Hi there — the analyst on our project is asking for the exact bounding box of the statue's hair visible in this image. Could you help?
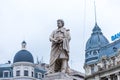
[57,19,64,26]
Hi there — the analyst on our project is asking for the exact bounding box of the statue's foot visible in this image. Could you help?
[46,70,53,74]
[61,69,66,73]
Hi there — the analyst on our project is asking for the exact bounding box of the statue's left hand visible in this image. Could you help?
[58,39,63,43]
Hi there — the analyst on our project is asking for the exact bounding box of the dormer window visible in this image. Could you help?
[42,74,46,78]
[89,51,92,55]
[35,73,38,78]
[35,72,42,79]
[113,47,117,52]
[38,73,42,79]
[3,71,9,78]
[93,51,97,55]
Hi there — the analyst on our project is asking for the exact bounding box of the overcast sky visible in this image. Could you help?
[0,0,120,73]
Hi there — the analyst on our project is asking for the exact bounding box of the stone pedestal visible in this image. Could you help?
[43,72,73,80]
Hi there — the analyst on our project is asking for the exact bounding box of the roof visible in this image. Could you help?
[13,50,34,63]
[86,23,109,50]
[99,39,120,58]
[0,64,12,68]
[35,67,46,74]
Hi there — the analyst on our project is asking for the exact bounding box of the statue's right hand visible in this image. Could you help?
[50,37,57,43]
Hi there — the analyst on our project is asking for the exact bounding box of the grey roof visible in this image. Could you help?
[0,64,11,67]
[13,50,34,63]
[35,68,46,74]
[99,39,120,58]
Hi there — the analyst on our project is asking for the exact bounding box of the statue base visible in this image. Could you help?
[43,72,73,80]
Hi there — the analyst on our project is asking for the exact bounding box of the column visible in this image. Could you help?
[95,75,100,80]
[107,75,111,80]
[21,65,24,76]
[116,72,120,80]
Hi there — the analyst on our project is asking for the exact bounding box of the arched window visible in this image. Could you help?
[38,73,42,79]
[103,60,106,69]
[113,47,117,52]
[93,51,97,55]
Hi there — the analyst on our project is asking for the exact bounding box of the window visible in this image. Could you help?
[38,73,42,78]
[93,51,97,55]
[86,53,89,57]
[35,73,38,78]
[42,74,44,78]
[16,70,20,76]
[113,58,115,66]
[89,51,92,55]
[3,71,9,77]
[10,72,12,77]
[113,47,117,52]
[32,72,34,77]
[24,70,28,76]
[103,60,106,68]
[86,57,98,62]
[91,65,94,73]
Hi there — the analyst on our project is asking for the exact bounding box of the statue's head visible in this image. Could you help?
[57,19,64,28]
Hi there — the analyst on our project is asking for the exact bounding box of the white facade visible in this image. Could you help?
[13,62,35,80]
[0,62,45,80]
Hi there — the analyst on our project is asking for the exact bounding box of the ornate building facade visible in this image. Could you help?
[84,23,120,80]
[0,41,46,80]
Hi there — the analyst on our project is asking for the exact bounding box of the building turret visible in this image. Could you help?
[84,23,109,75]
[13,41,35,80]
[85,23,109,64]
